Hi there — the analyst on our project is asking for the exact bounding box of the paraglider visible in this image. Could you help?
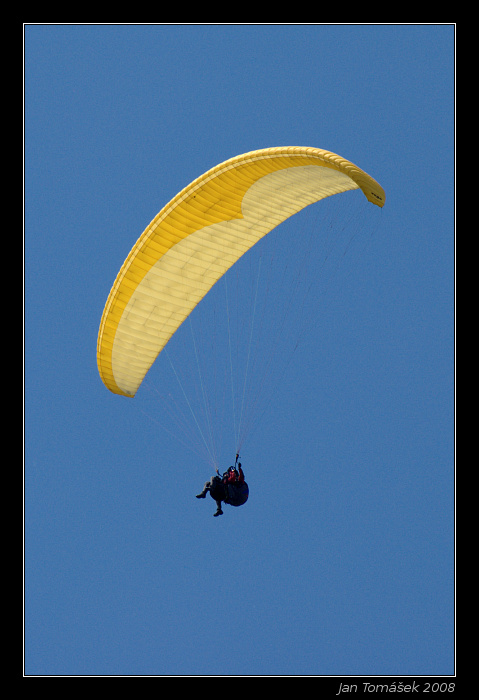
[96,146,384,513]
[196,456,248,517]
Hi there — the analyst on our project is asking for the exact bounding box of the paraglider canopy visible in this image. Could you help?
[97,146,385,398]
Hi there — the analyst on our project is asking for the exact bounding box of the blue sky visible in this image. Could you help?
[24,24,455,677]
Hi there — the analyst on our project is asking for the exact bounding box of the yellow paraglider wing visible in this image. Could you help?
[97,146,385,397]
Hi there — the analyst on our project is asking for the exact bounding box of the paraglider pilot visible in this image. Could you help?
[196,456,248,517]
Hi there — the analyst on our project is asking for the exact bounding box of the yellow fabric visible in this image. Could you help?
[97,146,385,396]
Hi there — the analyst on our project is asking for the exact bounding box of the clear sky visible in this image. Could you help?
[24,24,455,678]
